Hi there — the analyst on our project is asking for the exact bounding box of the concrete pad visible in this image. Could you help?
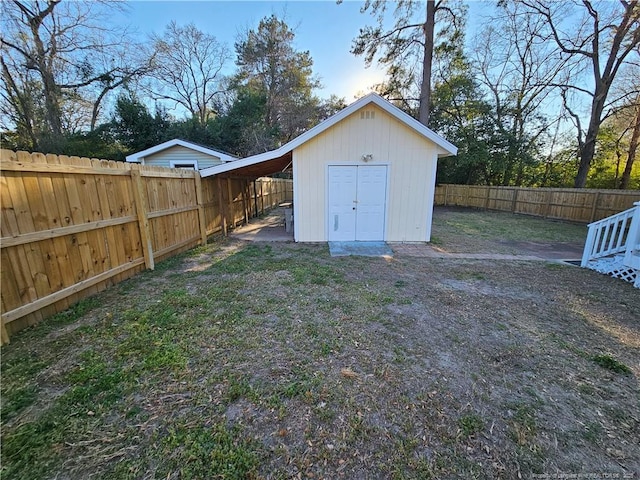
[230,208,293,242]
[328,241,394,258]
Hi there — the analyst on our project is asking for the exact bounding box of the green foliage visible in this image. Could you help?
[60,129,128,160]
[431,53,499,185]
[155,424,260,479]
[591,354,631,375]
[458,413,484,437]
[212,87,277,156]
[64,351,127,410]
[0,385,38,423]
[586,124,640,189]
[106,93,171,153]
[234,14,322,151]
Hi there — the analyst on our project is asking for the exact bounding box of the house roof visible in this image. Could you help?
[125,139,238,163]
[200,93,457,179]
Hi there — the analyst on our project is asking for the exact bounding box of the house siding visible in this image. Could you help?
[143,145,223,169]
[293,104,438,242]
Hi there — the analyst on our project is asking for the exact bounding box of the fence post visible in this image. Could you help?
[590,191,601,223]
[542,190,551,218]
[444,184,448,206]
[511,188,519,213]
[484,186,490,210]
[130,166,154,270]
[193,172,207,245]
[1,321,10,345]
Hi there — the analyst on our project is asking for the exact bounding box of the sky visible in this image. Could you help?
[113,0,489,103]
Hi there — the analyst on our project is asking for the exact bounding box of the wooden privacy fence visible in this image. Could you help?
[0,150,292,344]
[435,184,640,223]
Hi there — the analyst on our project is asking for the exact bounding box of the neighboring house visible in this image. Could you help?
[125,139,237,170]
[201,93,457,243]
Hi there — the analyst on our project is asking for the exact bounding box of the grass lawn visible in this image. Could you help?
[2,208,638,479]
[429,207,588,254]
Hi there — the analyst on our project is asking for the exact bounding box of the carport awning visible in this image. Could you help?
[201,152,292,178]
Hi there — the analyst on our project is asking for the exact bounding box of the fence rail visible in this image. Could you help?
[0,150,292,344]
[435,184,640,223]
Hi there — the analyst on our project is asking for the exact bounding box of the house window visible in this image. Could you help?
[169,160,198,170]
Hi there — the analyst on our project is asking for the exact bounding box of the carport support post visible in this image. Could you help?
[216,177,227,236]
[226,178,233,227]
[253,180,259,217]
[242,179,251,223]
[239,179,247,224]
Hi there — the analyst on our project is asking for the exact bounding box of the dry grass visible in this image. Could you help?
[1,208,638,479]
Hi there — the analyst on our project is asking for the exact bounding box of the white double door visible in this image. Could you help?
[328,165,388,241]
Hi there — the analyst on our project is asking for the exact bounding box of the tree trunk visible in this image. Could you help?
[574,93,608,188]
[28,8,63,137]
[419,0,436,126]
[620,105,640,190]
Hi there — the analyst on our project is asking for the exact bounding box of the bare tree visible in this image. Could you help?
[520,0,640,188]
[0,0,151,150]
[149,22,230,124]
[473,2,567,185]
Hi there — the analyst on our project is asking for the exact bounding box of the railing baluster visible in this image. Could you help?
[602,220,613,255]
[614,216,629,251]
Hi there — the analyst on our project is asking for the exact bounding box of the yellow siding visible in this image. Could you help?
[144,145,223,169]
[293,104,438,242]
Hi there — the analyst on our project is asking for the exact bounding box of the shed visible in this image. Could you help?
[125,139,237,170]
[200,93,457,243]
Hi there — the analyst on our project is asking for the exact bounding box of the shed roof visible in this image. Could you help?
[200,93,457,179]
[125,139,238,163]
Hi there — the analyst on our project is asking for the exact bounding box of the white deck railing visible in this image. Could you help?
[581,202,640,267]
